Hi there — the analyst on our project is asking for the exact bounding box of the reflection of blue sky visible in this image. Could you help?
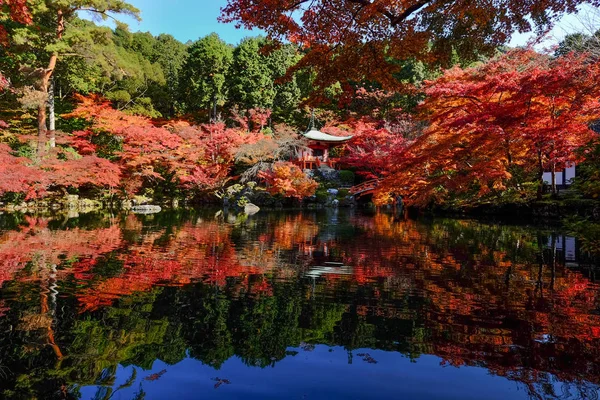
[82,0,598,48]
[80,345,535,399]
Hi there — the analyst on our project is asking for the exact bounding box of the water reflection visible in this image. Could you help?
[0,210,599,399]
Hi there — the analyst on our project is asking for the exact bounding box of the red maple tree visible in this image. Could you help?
[63,96,250,196]
[376,49,600,206]
[0,144,43,199]
[219,0,598,98]
[326,114,414,180]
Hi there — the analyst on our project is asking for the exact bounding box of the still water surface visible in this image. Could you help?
[0,209,599,399]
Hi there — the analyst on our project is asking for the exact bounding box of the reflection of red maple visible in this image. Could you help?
[71,221,267,312]
[2,212,600,390]
[341,213,600,390]
[0,216,122,287]
[0,216,272,312]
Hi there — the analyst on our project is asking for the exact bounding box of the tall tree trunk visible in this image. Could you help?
[37,10,64,156]
[505,135,512,166]
[551,162,556,197]
[550,233,556,291]
[48,77,56,148]
[537,149,544,200]
[36,103,47,157]
[212,96,217,122]
[40,290,64,359]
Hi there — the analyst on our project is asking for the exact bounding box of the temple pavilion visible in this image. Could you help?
[295,125,353,170]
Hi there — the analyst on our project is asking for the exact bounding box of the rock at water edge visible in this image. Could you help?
[131,205,162,214]
[244,203,260,215]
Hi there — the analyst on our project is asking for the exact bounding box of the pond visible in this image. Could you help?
[0,209,599,399]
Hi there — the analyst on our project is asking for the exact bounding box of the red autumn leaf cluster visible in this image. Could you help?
[0,144,43,199]
[44,155,121,190]
[231,107,273,133]
[67,97,254,194]
[0,95,265,199]
[325,115,414,180]
[0,143,121,199]
[0,0,32,45]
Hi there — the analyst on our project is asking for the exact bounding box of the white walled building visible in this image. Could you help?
[543,164,576,187]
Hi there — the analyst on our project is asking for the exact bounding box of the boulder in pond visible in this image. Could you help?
[131,205,162,214]
[244,203,260,215]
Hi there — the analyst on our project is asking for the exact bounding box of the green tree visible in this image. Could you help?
[227,37,304,123]
[149,34,187,117]
[556,31,600,60]
[101,24,165,117]
[179,33,233,121]
[227,36,276,111]
[52,20,167,118]
[269,44,303,122]
[2,0,139,154]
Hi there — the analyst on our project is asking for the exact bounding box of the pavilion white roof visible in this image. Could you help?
[302,129,353,142]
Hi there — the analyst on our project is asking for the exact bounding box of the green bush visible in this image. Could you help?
[337,189,350,198]
[561,198,599,209]
[574,138,600,199]
[565,217,600,255]
[89,130,124,160]
[315,189,329,203]
[57,116,91,133]
[106,90,132,104]
[1,191,26,204]
[9,140,36,159]
[339,170,355,186]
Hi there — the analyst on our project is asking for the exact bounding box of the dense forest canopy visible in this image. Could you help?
[0,0,599,211]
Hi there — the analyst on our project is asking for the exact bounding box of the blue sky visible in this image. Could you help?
[88,0,594,47]
[92,0,261,44]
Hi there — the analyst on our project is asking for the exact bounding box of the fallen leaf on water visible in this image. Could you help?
[144,369,167,381]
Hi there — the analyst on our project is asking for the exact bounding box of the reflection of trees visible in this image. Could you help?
[0,211,600,398]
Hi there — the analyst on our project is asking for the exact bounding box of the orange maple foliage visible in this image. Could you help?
[258,161,318,199]
[62,94,153,132]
